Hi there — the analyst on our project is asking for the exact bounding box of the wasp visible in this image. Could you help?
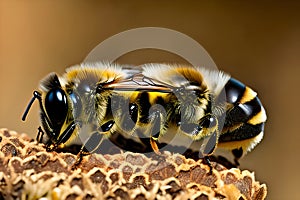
[22,62,266,167]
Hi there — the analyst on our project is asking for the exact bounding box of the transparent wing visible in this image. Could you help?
[100,73,175,93]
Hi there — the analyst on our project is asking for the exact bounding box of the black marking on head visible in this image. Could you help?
[219,122,264,142]
[225,78,246,104]
[41,73,62,90]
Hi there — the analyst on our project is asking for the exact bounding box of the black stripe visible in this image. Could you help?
[224,96,262,126]
[219,122,264,142]
[155,96,165,106]
[120,101,137,132]
[139,92,151,123]
[129,103,138,124]
[225,78,246,104]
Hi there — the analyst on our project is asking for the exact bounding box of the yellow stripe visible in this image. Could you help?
[175,67,205,87]
[247,106,267,125]
[148,92,169,104]
[126,91,139,100]
[221,123,242,135]
[240,86,257,104]
[217,131,264,155]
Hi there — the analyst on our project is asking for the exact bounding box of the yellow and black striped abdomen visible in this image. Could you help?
[218,78,267,161]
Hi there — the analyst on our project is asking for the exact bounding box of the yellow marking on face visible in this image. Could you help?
[247,107,267,125]
[239,86,257,104]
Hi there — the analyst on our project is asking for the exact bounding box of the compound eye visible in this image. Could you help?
[45,88,68,128]
[69,91,82,118]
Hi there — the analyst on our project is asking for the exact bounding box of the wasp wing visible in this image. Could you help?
[100,73,174,93]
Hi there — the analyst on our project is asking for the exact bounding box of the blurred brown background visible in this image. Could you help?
[1,1,299,199]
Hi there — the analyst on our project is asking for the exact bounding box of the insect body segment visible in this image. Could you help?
[218,78,267,165]
[22,62,267,166]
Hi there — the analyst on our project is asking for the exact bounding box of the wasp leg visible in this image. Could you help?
[181,116,218,157]
[232,147,243,166]
[183,115,218,174]
[36,126,44,143]
[203,156,213,175]
[73,131,105,168]
[73,120,115,168]
[195,131,218,175]
[150,136,160,155]
[45,140,58,152]
[147,106,166,155]
[201,131,218,156]
[56,122,77,144]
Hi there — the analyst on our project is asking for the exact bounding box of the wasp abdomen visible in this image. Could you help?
[218,78,267,159]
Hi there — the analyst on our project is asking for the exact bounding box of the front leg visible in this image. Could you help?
[74,131,105,167]
[36,126,44,143]
[181,114,219,173]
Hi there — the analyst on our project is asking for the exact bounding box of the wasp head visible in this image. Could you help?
[22,73,77,148]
